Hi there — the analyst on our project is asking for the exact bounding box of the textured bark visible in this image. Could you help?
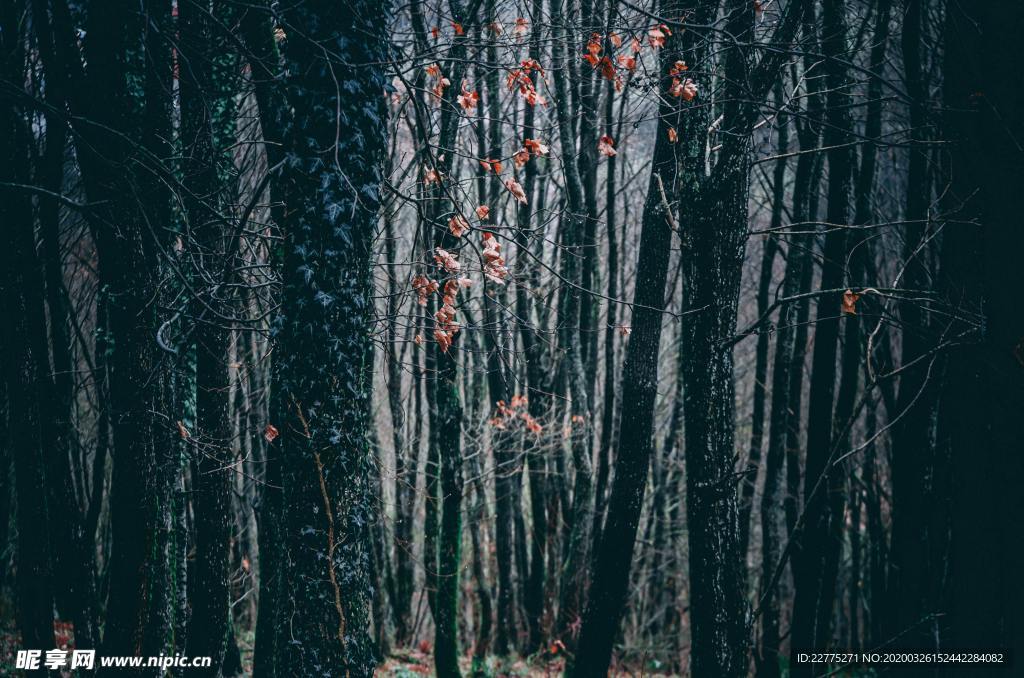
[681,1,807,675]
[268,1,392,674]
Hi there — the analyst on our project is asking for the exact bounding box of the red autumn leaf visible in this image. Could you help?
[448,215,469,237]
[618,325,631,337]
[648,26,667,48]
[451,21,464,36]
[177,421,190,440]
[488,21,503,35]
[480,158,503,174]
[264,424,279,443]
[667,126,678,143]
[522,412,543,434]
[475,205,490,220]
[670,60,688,75]
[670,77,697,101]
[414,334,423,346]
[617,54,637,71]
[505,179,528,204]
[598,134,617,157]
[599,56,617,81]
[513,17,529,36]
[842,289,861,315]
[630,37,643,53]
[431,26,440,40]
[524,138,549,156]
[434,247,461,273]
[681,78,698,101]
[457,84,479,110]
[412,274,439,306]
[609,32,623,48]
[425,63,441,78]
[513,148,530,168]
[481,232,509,283]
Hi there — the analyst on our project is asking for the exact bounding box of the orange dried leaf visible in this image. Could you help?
[524,138,549,156]
[457,85,479,110]
[617,54,637,71]
[505,179,528,204]
[842,289,861,315]
[434,247,461,273]
[476,205,490,220]
[667,126,678,143]
[448,215,470,237]
[480,158,503,174]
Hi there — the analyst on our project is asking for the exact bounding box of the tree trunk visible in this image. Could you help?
[268,1,393,674]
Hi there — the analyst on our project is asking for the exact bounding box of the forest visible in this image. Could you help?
[0,0,1022,675]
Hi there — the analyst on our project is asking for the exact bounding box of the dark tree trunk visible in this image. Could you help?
[790,0,856,666]
[180,0,233,671]
[568,1,691,671]
[268,1,393,674]
[941,0,1024,666]
[739,84,787,561]
[241,7,288,676]
[0,22,57,650]
[72,2,175,666]
[889,0,943,647]
[29,0,102,648]
[681,2,806,675]
[515,0,550,652]
[550,0,594,647]
[757,87,820,675]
